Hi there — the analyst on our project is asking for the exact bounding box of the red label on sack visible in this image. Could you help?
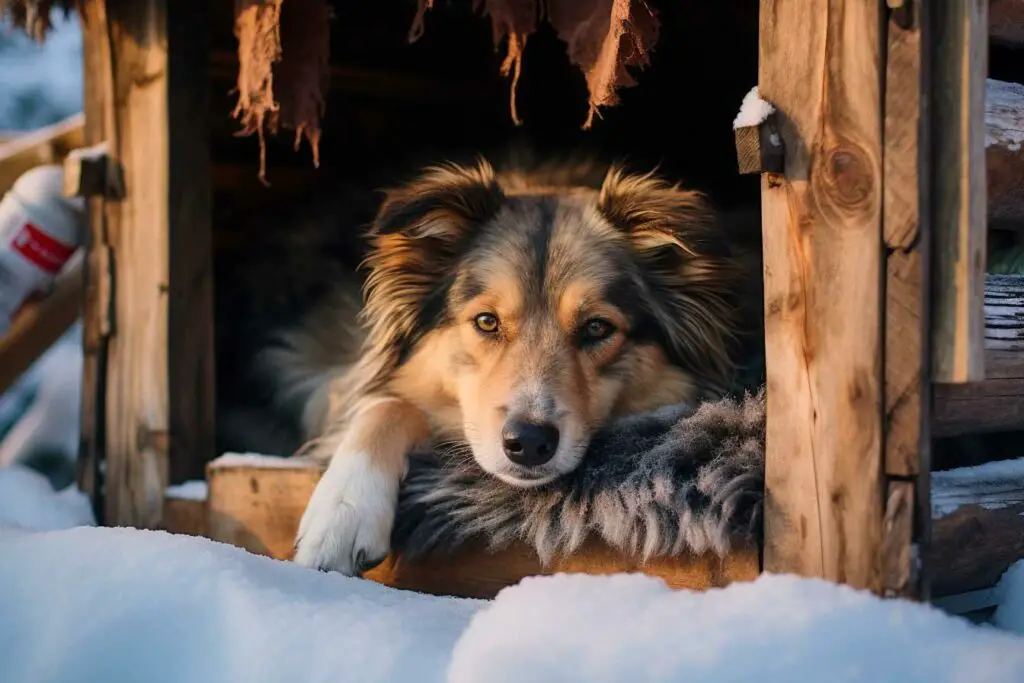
[10,222,75,274]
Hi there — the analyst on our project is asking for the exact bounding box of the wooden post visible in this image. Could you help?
[881,0,931,599]
[930,0,988,383]
[759,0,886,592]
[78,0,215,528]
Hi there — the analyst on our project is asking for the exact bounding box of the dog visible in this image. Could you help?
[246,157,763,575]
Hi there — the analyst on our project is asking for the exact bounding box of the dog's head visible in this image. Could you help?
[362,159,745,487]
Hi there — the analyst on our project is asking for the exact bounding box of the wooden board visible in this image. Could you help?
[930,503,1024,598]
[206,456,324,559]
[0,114,85,195]
[932,349,1024,436]
[364,537,760,600]
[203,456,760,599]
[986,79,1024,234]
[0,254,83,395]
[162,495,207,537]
[78,0,216,528]
[930,0,988,383]
[759,0,885,591]
[882,0,931,599]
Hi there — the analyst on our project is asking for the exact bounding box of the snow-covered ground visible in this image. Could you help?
[1,466,1023,683]
[0,11,83,131]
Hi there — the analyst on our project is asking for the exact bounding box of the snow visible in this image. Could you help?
[931,457,1024,517]
[986,78,1024,152]
[733,86,775,130]
[1,525,1023,683]
[0,464,93,533]
[0,527,483,683]
[450,573,1024,683]
[165,480,209,502]
[994,560,1024,636]
[209,452,314,469]
[0,12,83,131]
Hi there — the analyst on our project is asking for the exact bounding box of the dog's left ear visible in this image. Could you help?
[597,166,743,392]
[597,166,724,258]
[371,159,505,244]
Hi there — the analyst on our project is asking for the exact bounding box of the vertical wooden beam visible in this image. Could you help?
[930,0,988,383]
[881,0,931,599]
[77,0,215,528]
[77,0,117,522]
[759,0,886,591]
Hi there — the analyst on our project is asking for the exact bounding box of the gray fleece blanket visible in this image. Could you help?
[392,389,766,565]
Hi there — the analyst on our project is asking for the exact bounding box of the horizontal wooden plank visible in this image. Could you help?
[203,454,760,598]
[929,502,1024,598]
[0,114,85,195]
[933,374,1024,437]
[0,253,83,395]
[366,537,760,600]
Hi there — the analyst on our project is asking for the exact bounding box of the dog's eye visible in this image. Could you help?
[580,318,616,344]
[473,313,500,334]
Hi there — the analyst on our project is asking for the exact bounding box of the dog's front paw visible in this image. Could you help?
[293,451,397,576]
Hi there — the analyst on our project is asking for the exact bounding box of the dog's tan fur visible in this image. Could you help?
[271,158,758,574]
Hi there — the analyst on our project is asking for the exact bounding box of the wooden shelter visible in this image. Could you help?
[2,0,1023,615]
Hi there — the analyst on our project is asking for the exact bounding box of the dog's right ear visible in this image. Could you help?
[371,159,505,244]
[361,159,505,364]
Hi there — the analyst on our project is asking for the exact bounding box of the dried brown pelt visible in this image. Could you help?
[233,0,331,184]
[409,0,660,129]
[0,0,78,41]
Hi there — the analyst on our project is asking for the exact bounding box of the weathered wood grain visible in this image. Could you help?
[759,0,885,592]
[79,0,216,527]
[76,0,116,520]
[930,503,1024,598]
[931,0,988,383]
[933,377,1024,436]
[884,0,929,478]
[0,114,85,195]
[882,480,916,597]
[882,0,930,599]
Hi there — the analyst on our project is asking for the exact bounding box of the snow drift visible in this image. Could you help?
[1,525,1023,683]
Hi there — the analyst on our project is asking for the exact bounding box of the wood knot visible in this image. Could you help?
[822,146,874,210]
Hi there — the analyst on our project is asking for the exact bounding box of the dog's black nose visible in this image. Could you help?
[501,420,560,467]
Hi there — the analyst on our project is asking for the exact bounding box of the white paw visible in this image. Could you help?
[293,451,397,576]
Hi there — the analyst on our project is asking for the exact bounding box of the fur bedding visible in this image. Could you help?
[392,389,766,565]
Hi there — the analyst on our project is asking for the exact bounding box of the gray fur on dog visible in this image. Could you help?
[393,389,766,565]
